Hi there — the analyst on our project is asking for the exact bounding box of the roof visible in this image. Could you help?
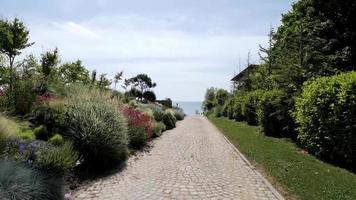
[231,64,259,82]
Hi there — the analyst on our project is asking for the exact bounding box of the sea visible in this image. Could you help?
[174,101,203,116]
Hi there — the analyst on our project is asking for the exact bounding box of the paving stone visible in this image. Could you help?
[73,116,284,200]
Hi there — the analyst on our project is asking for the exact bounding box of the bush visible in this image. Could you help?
[127,126,148,149]
[257,90,295,137]
[294,72,356,166]
[36,142,78,175]
[172,107,185,120]
[11,79,37,115]
[48,134,64,146]
[162,111,177,130]
[143,90,156,102]
[65,100,128,171]
[153,122,166,137]
[231,96,245,121]
[18,130,36,140]
[34,125,49,140]
[242,90,264,125]
[0,160,64,200]
[122,106,154,137]
[30,100,66,135]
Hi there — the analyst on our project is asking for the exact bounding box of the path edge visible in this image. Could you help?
[204,116,285,200]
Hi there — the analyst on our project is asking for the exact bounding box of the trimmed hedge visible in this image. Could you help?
[257,90,295,137]
[294,71,356,165]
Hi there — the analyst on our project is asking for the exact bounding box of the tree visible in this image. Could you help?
[215,89,230,106]
[127,74,156,101]
[203,87,217,111]
[59,60,90,84]
[38,49,59,94]
[98,74,111,89]
[0,18,33,93]
[143,90,156,102]
[114,71,123,90]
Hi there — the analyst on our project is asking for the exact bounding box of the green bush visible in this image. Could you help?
[33,125,49,140]
[65,100,128,171]
[162,111,177,130]
[242,90,264,125]
[213,105,223,117]
[30,100,66,135]
[257,90,295,137]
[153,122,166,137]
[127,126,148,149]
[172,107,185,120]
[48,134,64,146]
[36,142,78,175]
[12,79,37,115]
[18,130,36,140]
[0,160,64,200]
[294,72,356,166]
[231,96,245,121]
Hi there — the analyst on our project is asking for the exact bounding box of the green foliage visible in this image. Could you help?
[18,130,35,140]
[30,100,66,137]
[12,78,37,115]
[215,89,230,106]
[294,72,356,166]
[153,122,166,137]
[0,114,21,138]
[36,141,78,175]
[157,98,173,108]
[48,134,64,146]
[59,60,90,84]
[241,90,264,125]
[172,107,185,121]
[0,160,63,200]
[65,99,128,171]
[143,90,156,102]
[127,126,148,149]
[162,110,177,130]
[257,89,295,137]
[33,125,49,140]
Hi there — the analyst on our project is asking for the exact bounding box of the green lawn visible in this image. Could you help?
[209,117,356,200]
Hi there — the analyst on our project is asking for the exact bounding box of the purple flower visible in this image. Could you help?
[64,192,72,200]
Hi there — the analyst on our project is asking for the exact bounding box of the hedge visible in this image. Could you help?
[294,71,356,166]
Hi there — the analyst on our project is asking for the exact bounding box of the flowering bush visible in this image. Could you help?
[122,106,153,138]
[122,106,154,149]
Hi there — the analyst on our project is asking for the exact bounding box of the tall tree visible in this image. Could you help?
[59,60,90,84]
[127,74,156,101]
[0,18,33,93]
[114,71,123,90]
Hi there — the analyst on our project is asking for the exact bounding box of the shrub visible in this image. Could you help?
[0,160,64,200]
[143,90,156,102]
[34,125,49,140]
[36,142,78,175]
[30,100,66,135]
[153,122,166,137]
[65,100,128,171]
[18,130,36,140]
[48,134,64,146]
[213,105,223,117]
[242,90,264,125]
[127,126,148,149]
[257,90,295,137]
[294,72,356,166]
[172,107,185,120]
[162,111,177,130]
[11,79,37,115]
[157,98,172,108]
[122,106,154,137]
[231,96,245,121]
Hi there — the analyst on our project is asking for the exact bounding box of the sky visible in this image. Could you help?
[0,0,294,101]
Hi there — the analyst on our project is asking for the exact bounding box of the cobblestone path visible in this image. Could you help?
[74,116,284,200]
